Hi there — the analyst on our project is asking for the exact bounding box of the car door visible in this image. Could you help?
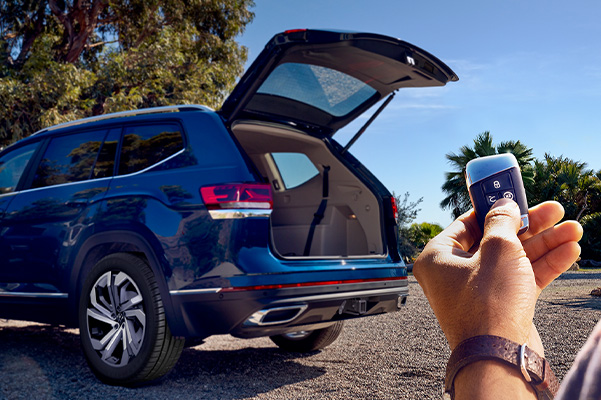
[0,141,39,216]
[219,29,458,136]
[0,128,119,296]
[0,141,41,291]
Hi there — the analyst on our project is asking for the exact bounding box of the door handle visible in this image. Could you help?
[65,199,88,207]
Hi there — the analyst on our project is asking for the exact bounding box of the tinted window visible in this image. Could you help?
[0,143,38,194]
[92,128,120,179]
[32,130,106,188]
[257,63,377,117]
[271,153,319,189]
[118,124,184,175]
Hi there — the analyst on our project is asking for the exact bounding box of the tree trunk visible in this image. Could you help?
[49,0,109,64]
[14,2,48,67]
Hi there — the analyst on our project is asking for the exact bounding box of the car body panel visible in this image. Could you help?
[0,180,109,294]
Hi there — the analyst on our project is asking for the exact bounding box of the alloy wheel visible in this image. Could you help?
[85,271,146,367]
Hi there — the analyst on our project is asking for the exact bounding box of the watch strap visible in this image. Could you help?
[444,335,559,399]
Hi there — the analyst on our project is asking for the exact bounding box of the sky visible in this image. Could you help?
[236,0,601,227]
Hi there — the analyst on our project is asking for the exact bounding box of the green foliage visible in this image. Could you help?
[581,212,601,261]
[393,192,444,262]
[0,0,255,147]
[406,222,444,251]
[440,131,535,218]
[393,191,424,262]
[529,154,601,221]
[394,191,423,227]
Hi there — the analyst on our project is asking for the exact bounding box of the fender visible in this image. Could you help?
[68,230,185,336]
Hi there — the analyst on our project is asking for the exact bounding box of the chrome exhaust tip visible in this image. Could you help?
[244,304,308,326]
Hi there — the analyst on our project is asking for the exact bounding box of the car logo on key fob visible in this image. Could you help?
[465,153,529,235]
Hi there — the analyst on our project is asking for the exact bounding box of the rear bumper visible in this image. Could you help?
[168,276,408,338]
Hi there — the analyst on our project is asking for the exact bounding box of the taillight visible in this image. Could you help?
[200,183,272,210]
[390,197,399,221]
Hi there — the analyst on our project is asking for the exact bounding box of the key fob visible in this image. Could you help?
[465,153,529,235]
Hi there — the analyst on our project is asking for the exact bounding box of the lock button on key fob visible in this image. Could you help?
[465,154,529,235]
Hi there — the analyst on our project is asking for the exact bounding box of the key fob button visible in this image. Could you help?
[482,173,512,193]
[486,193,498,205]
[501,190,516,201]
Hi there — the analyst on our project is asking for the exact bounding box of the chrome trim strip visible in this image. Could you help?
[0,191,18,199]
[280,254,387,260]
[0,148,186,198]
[519,214,530,235]
[465,153,518,187]
[168,283,407,298]
[244,304,308,326]
[0,292,68,299]
[209,209,272,219]
[0,176,113,197]
[169,288,222,295]
[33,105,213,135]
[111,148,186,178]
[268,287,407,304]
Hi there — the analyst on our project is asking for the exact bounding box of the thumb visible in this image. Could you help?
[483,198,522,239]
[478,198,530,279]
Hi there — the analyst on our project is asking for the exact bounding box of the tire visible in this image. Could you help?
[269,321,344,352]
[78,253,184,386]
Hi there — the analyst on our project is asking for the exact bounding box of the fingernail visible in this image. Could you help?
[490,197,518,210]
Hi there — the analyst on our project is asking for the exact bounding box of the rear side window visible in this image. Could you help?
[32,130,106,189]
[0,143,38,194]
[271,153,319,189]
[118,124,184,175]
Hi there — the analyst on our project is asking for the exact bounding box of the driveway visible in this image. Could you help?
[1,273,600,399]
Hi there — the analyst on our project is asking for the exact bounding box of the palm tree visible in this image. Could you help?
[407,222,444,249]
[529,154,601,221]
[440,132,534,218]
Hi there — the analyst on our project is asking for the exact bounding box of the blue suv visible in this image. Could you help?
[0,29,457,385]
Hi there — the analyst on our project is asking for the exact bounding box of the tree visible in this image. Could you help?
[393,191,423,262]
[581,212,601,261]
[406,222,443,250]
[0,0,255,147]
[440,131,535,218]
[529,154,601,221]
[529,156,601,261]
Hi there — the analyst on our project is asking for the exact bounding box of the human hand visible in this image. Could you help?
[413,199,582,353]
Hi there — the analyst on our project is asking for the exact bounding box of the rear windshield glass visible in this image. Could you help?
[257,63,376,116]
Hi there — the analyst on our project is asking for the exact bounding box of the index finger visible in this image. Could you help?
[519,201,565,241]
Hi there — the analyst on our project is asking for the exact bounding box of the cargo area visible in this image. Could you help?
[232,121,385,258]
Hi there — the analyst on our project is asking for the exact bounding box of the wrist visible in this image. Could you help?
[444,335,558,399]
[446,321,530,352]
[453,360,537,399]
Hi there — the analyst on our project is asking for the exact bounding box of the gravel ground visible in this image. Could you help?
[1,272,600,400]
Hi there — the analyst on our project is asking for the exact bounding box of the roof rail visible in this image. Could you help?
[33,104,213,136]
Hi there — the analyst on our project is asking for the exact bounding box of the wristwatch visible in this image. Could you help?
[444,335,559,399]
